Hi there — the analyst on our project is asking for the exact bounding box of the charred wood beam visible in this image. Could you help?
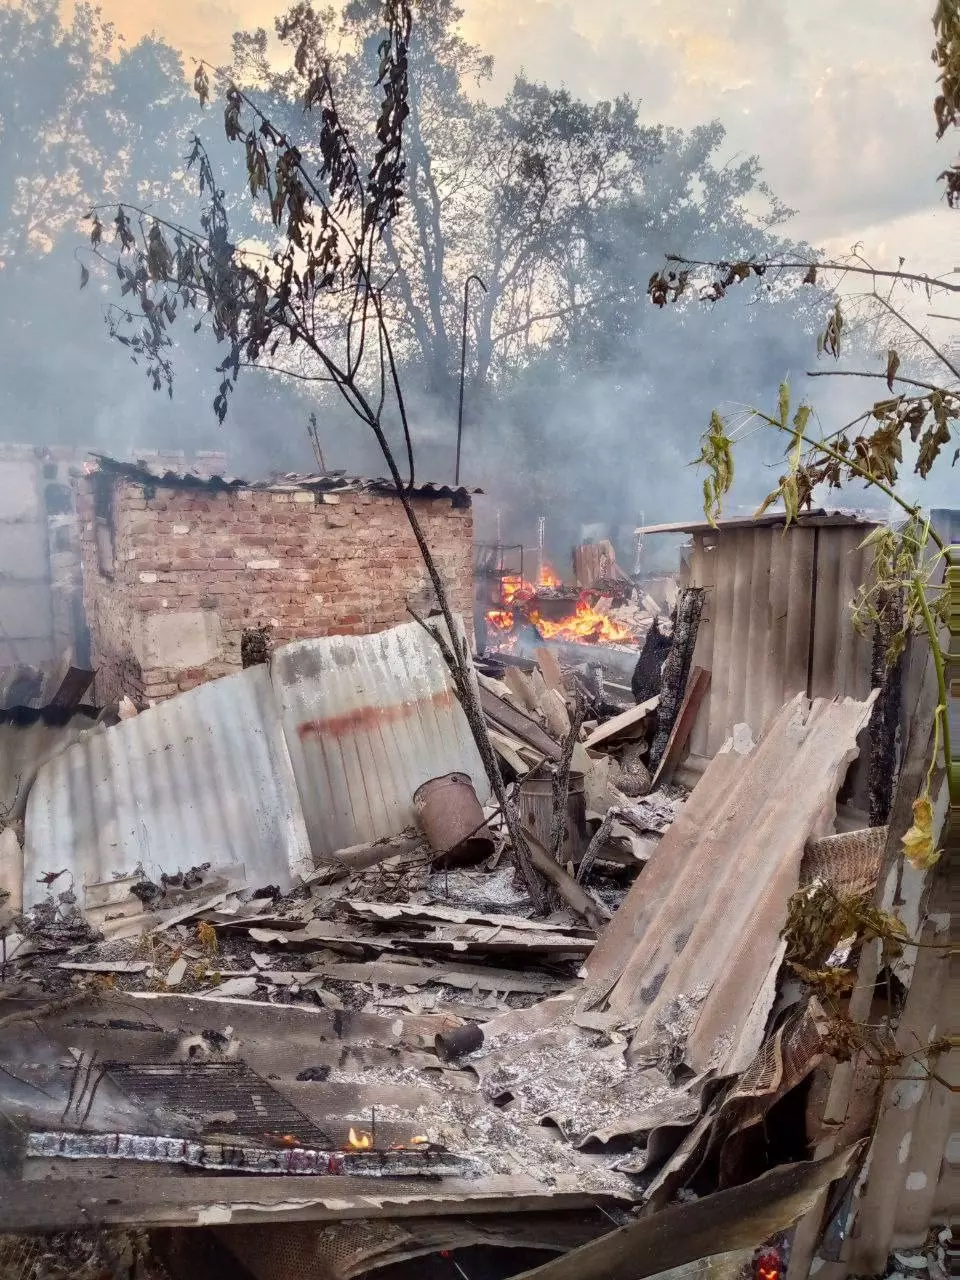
[648,588,704,771]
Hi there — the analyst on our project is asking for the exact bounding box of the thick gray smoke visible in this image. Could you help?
[0,0,954,568]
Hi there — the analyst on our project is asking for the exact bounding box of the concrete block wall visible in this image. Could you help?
[0,445,88,667]
[80,476,474,705]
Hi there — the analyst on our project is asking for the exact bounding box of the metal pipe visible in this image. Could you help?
[455,273,487,486]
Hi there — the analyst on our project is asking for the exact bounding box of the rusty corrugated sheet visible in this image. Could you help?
[687,523,877,760]
[22,665,313,908]
[587,694,876,1077]
[271,621,490,857]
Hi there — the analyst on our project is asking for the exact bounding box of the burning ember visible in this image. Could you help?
[537,564,563,589]
[347,1127,373,1150]
[754,1251,782,1280]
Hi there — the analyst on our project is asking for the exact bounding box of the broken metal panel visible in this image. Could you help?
[91,453,482,503]
[217,1211,613,1280]
[507,1146,864,1280]
[598,695,875,1075]
[271,620,490,858]
[22,665,313,907]
[0,1173,620,1234]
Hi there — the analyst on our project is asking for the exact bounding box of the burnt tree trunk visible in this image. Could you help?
[867,593,905,826]
[648,587,704,772]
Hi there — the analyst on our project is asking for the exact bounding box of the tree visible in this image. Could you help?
[86,0,615,916]
[0,0,319,468]
[225,1,815,404]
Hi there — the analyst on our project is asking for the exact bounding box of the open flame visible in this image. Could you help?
[755,1252,781,1280]
[485,560,636,648]
[529,598,633,645]
[500,573,534,606]
[347,1128,373,1150]
[487,608,515,631]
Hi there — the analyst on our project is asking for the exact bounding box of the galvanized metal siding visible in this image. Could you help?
[271,621,490,858]
[688,525,874,759]
[23,666,313,907]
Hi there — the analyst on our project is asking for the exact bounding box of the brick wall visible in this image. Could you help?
[80,477,474,704]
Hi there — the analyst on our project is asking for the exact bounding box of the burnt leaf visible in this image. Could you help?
[79,263,89,289]
[194,63,210,108]
[886,348,901,391]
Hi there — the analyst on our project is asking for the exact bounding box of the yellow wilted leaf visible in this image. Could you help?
[197,920,219,956]
[778,381,790,427]
[902,795,940,869]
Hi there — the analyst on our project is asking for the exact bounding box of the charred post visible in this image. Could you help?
[648,587,704,770]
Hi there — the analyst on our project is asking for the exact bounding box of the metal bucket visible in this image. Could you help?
[413,772,494,868]
[518,770,588,864]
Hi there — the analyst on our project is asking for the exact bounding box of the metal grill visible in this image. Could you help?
[104,1061,332,1147]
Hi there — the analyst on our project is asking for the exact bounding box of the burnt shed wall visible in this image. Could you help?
[80,477,474,705]
[684,522,876,763]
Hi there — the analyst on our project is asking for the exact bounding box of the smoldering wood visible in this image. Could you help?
[478,684,563,761]
[649,666,711,790]
[648,588,705,771]
[576,810,615,886]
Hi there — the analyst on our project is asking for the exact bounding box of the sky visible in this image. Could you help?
[74,0,959,284]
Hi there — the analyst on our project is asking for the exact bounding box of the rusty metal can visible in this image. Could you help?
[413,771,494,868]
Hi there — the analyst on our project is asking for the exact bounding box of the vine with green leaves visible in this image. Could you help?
[652,273,955,872]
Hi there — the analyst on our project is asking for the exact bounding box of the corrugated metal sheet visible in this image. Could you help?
[22,618,489,900]
[687,523,877,760]
[635,508,886,537]
[23,665,313,908]
[0,716,101,820]
[931,506,960,548]
[92,453,481,502]
[478,693,875,1157]
[271,620,490,857]
[594,695,876,1077]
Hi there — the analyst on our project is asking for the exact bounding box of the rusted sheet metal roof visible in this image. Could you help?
[271,621,490,857]
[22,666,313,909]
[686,523,874,760]
[91,454,481,502]
[590,694,876,1076]
[635,508,885,537]
[474,694,875,1162]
